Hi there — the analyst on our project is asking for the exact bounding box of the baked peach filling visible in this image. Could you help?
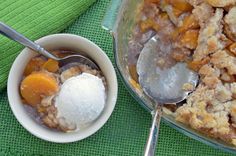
[128,0,236,146]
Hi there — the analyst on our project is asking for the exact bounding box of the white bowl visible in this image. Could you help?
[7,34,118,143]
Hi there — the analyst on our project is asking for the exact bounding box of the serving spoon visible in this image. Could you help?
[137,35,198,156]
[0,22,99,70]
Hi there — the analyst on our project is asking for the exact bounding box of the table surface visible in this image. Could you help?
[0,0,234,155]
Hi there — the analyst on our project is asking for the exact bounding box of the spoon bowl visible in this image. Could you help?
[58,54,99,70]
[137,35,199,156]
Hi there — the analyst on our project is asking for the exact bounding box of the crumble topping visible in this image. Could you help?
[205,0,236,7]
[130,0,236,146]
[175,84,235,137]
[182,83,194,91]
[192,2,214,27]
[174,1,236,145]
[224,7,236,41]
[211,50,236,75]
[193,9,224,61]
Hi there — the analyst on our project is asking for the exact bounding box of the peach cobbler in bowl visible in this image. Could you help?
[125,0,236,147]
[20,51,107,132]
[7,34,118,142]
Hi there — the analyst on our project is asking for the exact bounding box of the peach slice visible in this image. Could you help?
[172,14,199,39]
[168,0,193,12]
[140,18,160,32]
[178,15,199,33]
[42,59,59,73]
[20,72,59,106]
[172,7,184,17]
[24,57,46,76]
[180,29,199,49]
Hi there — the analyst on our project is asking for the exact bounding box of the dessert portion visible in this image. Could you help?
[128,0,236,146]
[20,52,106,132]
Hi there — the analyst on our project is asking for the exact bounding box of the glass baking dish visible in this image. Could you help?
[102,0,236,154]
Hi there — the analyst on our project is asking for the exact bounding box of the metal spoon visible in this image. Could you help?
[0,22,99,70]
[137,35,198,156]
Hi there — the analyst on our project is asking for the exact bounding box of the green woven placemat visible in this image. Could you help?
[0,0,234,155]
[0,0,96,91]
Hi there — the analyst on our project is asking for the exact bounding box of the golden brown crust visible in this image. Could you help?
[193,9,224,61]
[205,0,236,7]
[230,101,236,124]
[211,50,236,75]
[175,84,233,137]
[199,64,220,88]
[224,7,236,41]
[192,2,214,27]
[168,0,236,147]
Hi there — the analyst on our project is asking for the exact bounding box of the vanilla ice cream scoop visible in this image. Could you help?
[55,73,106,130]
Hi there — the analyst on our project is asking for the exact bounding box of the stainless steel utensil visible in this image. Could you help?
[0,22,99,70]
[137,36,198,156]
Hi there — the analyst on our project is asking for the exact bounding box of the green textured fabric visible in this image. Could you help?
[0,0,235,156]
[0,0,96,91]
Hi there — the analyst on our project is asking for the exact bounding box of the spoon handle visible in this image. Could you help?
[0,22,58,60]
[144,105,162,156]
